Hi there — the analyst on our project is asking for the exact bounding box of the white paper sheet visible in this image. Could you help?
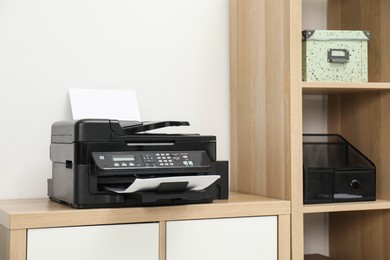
[69,89,141,121]
[104,175,221,194]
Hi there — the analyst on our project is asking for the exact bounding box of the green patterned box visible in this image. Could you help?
[302,30,370,82]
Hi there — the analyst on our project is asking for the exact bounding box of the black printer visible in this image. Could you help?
[48,119,228,208]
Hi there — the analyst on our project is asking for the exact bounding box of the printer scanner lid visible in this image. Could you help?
[51,119,214,143]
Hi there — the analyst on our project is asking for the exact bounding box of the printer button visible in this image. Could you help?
[129,163,135,166]
[183,161,188,166]
[173,157,180,161]
[171,153,179,156]
[121,163,127,167]
[188,161,194,166]
[99,155,105,160]
[114,163,120,167]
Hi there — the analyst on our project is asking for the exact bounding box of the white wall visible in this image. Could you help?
[0,0,229,199]
[302,95,329,256]
[302,0,329,256]
[302,0,327,30]
[0,0,332,255]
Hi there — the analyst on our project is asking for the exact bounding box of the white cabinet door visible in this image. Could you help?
[27,223,159,260]
[166,216,277,260]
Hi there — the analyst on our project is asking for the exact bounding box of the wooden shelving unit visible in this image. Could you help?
[306,0,390,259]
[230,0,302,259]
[231,0,390,259]
[0,192,291,260]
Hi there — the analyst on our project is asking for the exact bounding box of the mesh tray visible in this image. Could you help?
[303,134,376,204]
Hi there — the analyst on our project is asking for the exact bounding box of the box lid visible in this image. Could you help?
[302,30,371,41]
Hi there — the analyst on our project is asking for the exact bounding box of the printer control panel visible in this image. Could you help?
[91,151,211,170]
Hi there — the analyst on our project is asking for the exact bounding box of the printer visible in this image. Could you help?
[48,119,228,208]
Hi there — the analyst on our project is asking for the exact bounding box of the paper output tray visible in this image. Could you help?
[104,175,220,203]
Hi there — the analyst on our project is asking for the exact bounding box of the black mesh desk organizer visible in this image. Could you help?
[303,134,376,204]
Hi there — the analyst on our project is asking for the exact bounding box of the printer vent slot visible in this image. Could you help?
[126,142,175,146]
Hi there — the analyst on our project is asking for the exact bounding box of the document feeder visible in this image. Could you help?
[48,119,228,208]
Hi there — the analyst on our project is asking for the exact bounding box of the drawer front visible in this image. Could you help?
[27,223,159,260]
[166,216,277,260]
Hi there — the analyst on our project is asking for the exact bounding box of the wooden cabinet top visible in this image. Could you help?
[0,192,290,230]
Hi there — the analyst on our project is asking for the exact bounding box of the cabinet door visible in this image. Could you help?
[166,216,277,260]
[27,223,158,260]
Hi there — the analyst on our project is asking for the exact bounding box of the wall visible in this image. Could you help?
[0,0,229,199]
[0,0,331,254]
[302,0,329,256]
[303,95,329,256]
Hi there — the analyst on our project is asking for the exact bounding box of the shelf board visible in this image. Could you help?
[302,82,390,94]
[0,192,290,230]
[305,254,330,260]
[303,199,390,214]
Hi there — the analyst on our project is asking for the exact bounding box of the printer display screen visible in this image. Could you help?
[112,155,135,161]
[92,151,211,171]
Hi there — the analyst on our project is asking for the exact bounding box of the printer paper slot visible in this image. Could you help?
[104,175,220,194]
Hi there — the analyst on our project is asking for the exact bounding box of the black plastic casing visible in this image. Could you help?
[48,119,229,209]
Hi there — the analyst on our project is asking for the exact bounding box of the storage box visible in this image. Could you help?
[302,30,370,82]
[303,134,375,204]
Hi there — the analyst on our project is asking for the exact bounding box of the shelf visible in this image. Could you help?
[302,82,390,94]
[303,199,390,214]
[0,192,290,230]
[305,254,330,260]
